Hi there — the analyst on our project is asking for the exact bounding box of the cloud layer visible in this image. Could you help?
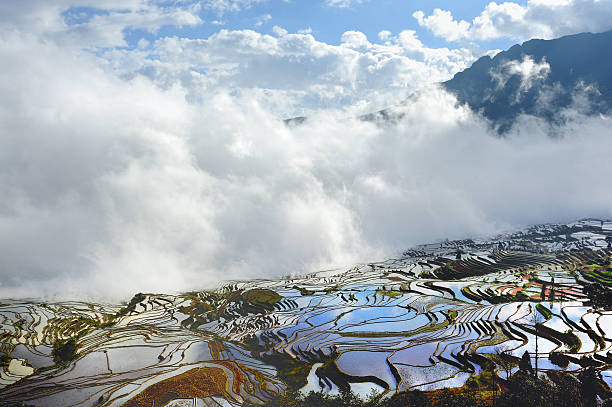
[1,30,612,301]
[1,1,612,300]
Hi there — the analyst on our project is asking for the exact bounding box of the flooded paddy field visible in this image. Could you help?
[1,220,612,406]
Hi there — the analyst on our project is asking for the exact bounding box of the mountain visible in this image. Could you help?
[443,29,612,133]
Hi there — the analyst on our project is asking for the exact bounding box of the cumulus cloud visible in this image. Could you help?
[414,0,612,42]
[117,29,476,117]
[413,9,471,42]
[378,30,392,42]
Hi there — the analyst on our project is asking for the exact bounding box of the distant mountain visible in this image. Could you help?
[443,29,612,133]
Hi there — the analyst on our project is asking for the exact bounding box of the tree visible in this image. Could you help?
[494,343,518,379]
[529,303,544,376]
[431,389,485,407]
[579,367,612,407]
[385,390,430,407]
[583,282,612,308]
[547,371,584,407]
[518,350,533,375]
[52,338,79,363]
[498,371,554,407]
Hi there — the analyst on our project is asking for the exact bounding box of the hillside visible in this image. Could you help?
[443,30,612,132]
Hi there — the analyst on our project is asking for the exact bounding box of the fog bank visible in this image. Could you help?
[1,35,611,300]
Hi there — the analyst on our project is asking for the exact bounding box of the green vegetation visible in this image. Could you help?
[242,389,383,407]
[564,329,582,352]
[180,288,283,330]
[549,351,570,368]
[583,282,612,307]
[583,268,612,284]
[435,264,460,280]
[324,286,340,294]
[376,290,403,299]
[116,292,146,317]
[52,338,79,363]
[533,324,581,353]
[242,289,282,306]
[465,369,498,393]
[460,286,481,302]
[77,315,115,329]
[293,286,314,296]
[535,303,552,320]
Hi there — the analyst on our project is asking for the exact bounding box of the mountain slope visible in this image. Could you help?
[443,29,612,132]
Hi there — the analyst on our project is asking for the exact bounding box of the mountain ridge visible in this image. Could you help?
[443,29,612,132]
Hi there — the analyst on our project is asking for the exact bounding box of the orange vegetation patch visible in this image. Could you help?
[504,286,523,296]
[121,366,229,407]
[388,277,407,282]
[558,288,586,296]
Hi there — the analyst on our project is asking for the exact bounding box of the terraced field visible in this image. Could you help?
[1,220,612,406]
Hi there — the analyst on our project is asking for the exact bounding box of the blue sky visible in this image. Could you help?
[204,0,526,47]
[79,0,528,51]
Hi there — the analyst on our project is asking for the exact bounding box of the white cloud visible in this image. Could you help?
[3,32,612,300]
[0,1,479,117]
[378,30,392,42]
[272,25,288,36]
[325,0,365,8]
[413,9,470,42]
[109,28,476,117]
[0,0,203,49]
[340,30,371,49]
[414,0,612,42]
[494,56,551,94]
[204,0,267,15]
[2,34,612,300]
[254,13,272,27]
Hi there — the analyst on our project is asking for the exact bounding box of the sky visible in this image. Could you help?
[1,0,612,300]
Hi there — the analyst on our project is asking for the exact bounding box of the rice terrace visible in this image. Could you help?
[1,219,611,406]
